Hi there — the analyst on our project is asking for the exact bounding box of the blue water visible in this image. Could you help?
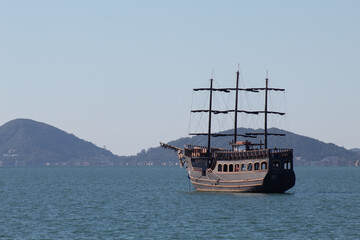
[0,167,359,239]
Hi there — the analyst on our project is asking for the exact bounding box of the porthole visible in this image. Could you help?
[223,164,228,172]
[254,162,260,170]
[229,164,234,172]
[218,164,222,172]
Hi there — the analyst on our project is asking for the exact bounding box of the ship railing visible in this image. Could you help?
[215,149,270,161]
[186,145,229,152]
[184,145,229,158]
[269,148,293,158]
[184,145,293,159]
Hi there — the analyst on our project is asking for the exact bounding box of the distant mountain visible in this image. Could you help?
[122,128,360,167]
[0,119,358,167]
[350,148,360,153]
[0,119,121,166]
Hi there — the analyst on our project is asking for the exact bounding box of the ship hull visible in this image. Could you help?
[189,172,295,193]
[188,171,295,193]
[185,148,295,193]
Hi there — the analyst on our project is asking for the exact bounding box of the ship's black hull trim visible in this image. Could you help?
[262,170,296,193]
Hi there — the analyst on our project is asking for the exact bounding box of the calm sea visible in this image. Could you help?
[0,166,359,239]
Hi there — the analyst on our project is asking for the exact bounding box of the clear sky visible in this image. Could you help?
[1,0,359,155]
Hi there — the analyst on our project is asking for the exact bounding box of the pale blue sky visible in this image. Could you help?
[0,0,359,155]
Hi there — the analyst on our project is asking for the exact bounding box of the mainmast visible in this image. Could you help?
[234,70,240,144]
[207,78,213,154]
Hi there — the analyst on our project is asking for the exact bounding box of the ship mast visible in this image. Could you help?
[233,70,240,144]
[264,75,268,149]
[191,70,286,150]
[244,72,286,147]
[207,78,213,155]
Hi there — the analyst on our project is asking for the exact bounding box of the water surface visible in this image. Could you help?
[0,167,359,239]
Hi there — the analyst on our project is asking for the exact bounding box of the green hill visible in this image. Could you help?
[0,119,358,167]
[124,128,359,167]
[0,119,121,166]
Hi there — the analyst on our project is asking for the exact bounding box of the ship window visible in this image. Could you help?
[235,164,240,172]
[261,162,267,170]
[284,161,291,170]
[223,164,228,172]
[272,161,280,169]
[254,162,260,170]
[218,164,222,172]
[229,164,234,172]
[247,163,252,171]
[241,163,246,171]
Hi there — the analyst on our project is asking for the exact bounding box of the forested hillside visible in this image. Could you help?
[123,128,359,167]
[0,119,358,167]
[0,119,121,166]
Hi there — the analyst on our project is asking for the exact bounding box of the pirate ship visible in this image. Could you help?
[161,70,295,193]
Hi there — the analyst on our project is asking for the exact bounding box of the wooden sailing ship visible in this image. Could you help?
[161,70,295,193]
